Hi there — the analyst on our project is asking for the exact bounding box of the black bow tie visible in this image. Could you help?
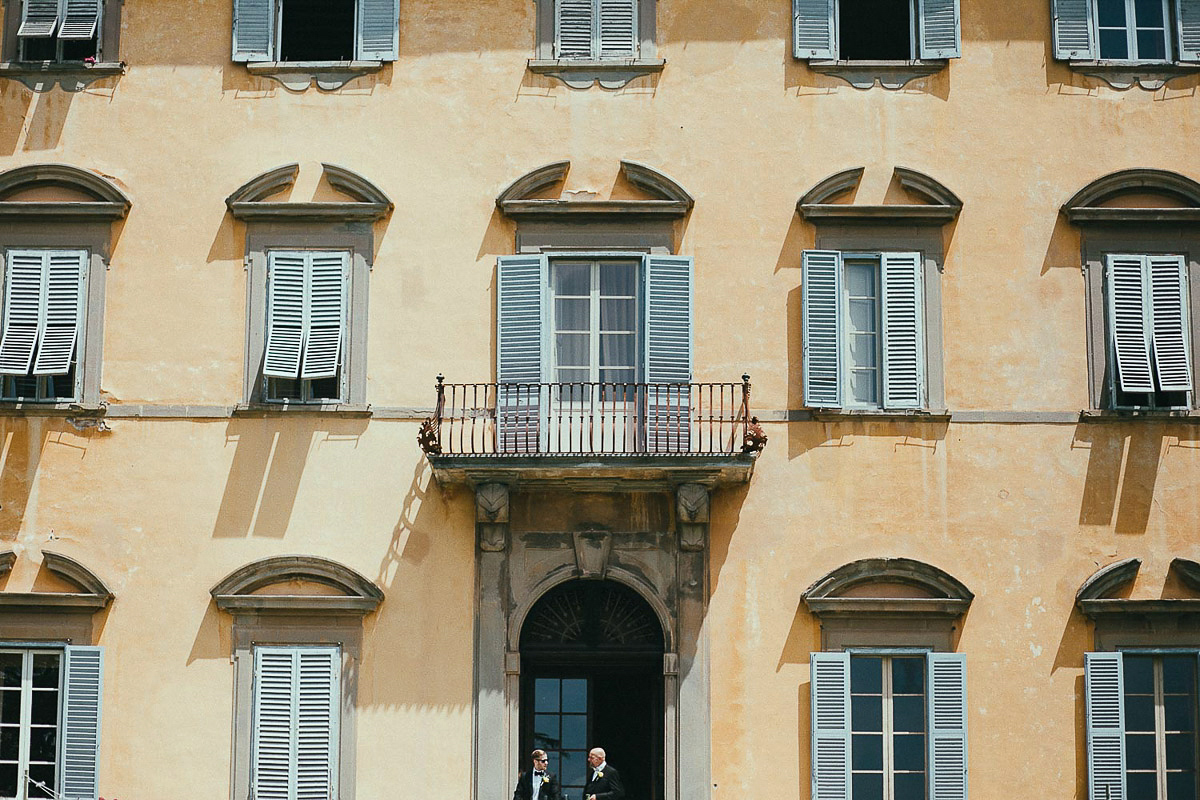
[535,771,545,777]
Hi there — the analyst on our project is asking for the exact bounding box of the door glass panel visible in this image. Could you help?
[536,678,561,712]
[852,733,883,770]
[562,679,587,712]
[534,714,561,750]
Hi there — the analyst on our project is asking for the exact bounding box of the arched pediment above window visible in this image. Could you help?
[1077,557,1200,620]
[802,557,973,619]
[1076,557,1141,602]
[226,163,393,222]
[1063,169,1200,224]
[0,163,130,220]
[496,160,693,220]
[211,554,384,615]
[0,550,113,612]
[798,166,962,226]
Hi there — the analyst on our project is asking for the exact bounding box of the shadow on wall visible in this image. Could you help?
[211,416,369,538]
[0,418,97,542]
[0,80,107,156]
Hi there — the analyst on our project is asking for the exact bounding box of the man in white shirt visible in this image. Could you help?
[584,748,624,800]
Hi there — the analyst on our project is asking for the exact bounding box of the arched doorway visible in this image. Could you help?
[520,579,664,800]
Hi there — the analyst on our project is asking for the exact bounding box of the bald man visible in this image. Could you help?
[583,748,624,800]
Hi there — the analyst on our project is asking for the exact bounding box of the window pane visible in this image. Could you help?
[1127,771,1157,798]
[1167,733,1196,771]
[562,679,586,712]
[546,752,561,778]
[562,714,587,750]
[599,334,635,368]
[894,772,926,800]
[850,370,878,405]
[30,691,57,725]
[0,764,16,799]
[1168,695,1197,732]
[600,299,637,332]
[1126,732,1157,770]
[599,369,637,390]
[26,763,54,798]
[1099,29,1129,58]
[1126,694,1155,732]
[1136,29,1167,59]
[599,263,637,297]
[893,733,926,771]
[1168,771,1198,800]
[1125,656,1154,695]
[852,694,883,732]
[0,726,18,760]
[1164,656,1197,695]
[851,657,883,694]
[536,679,560,712]
[849,332,878,368]
[0,691,18,725]
[555,299,590,331]
[846,262,877,297]
[893,696,926,733]
[561,750,586,787]
[28,726,56,763]
[852,771,884,800]
[554,264,591,296]
[1098,0,1128,26]
[557,368,590,386]
[852,733,883,770]
[556,334,590,368]
[892,657,925,695]
[849,298,877,333]
[534,715,561,749]
[30,654,59,690]
[0,655,20,689]
[1134,0,1164,27]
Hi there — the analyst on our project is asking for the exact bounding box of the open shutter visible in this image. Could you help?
[18,0,61,37]
[881,252,925,409]
[0,252,45,376]
[918,0,960,58]
[232,0,273,62]
[1106,255,1155,394]
[598,0,637,58]
[1085,652,1126,800]
[254,647,297,800]
[644,255,693,453]
[61,645,103,800]
[557,0,595,58]
[33,250,84,376]
[357,0,399,60]
[927,653,967,800]
[802,250,842,407]
[1149,255,1192,392]
[295,648,340,800]
[59,0,100,38]
[1052,0,1097,59]
[794,0,836,58]
[497,255,547,453]
[1177,0,1200,61]
[299,252,347,381]
[810,652,850,800]
[264,253,306,380]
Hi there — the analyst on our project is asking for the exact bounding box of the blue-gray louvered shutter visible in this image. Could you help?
[62,645,103,800]
[1052,0,1097,59]
[644,255,692,453]
[599,0,637,58]
[59,0,100,38]
[264,252,306,379]
[232,0,273,62]
[794,0,836,58]
[1177,0,1200,61]
[810,651,850,800]
[918,0,960,58]
[253,647,294,800]
[357,0,399,60]
[802,250,842,407]
[1149,255,1193,392]
[300,252,347,381]
[1085,652,1125,800]
[927,653,967,800]
[33,250,85,376]
[18,0,60,37]
[0,251,47,375]
[881,252,925,409]
[497,255,547,453]
[557,0,595,58]
[1107,255,1155,394]
[295,648,340,800]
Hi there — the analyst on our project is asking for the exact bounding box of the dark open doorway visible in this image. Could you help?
[520,580,664,800]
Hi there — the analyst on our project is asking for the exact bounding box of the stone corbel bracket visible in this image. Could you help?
[676,483,710,552]
[526,59,666,89]
[244,61,383,91]
[0,62,124,92]
[476,483,511,552]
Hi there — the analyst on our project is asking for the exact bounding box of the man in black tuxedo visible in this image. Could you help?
[584,748,624,800]
[514,749,560,800]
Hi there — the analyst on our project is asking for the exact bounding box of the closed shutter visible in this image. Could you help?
[802,250,843,407]
[881,252,925,409]
[918,0,960,58]
[299,252,347,381]
[810,651,850,800]
[253,648,295,800]
[0,251,48,376]
[557,0,595,58]
[1149,255,1192,392]
[33,251,85,376]
[264,253,307,379]
[598,0,637,58]
[927,653,967,800]
[1106,255,1155,394]
[497,255,547,453]
[1177,0,1200,61]
[59,0,100,38]
[794,0,836,58]
[644,255,693,453]
[356,0,399,60]
[1052,0,1097,59]
[1085,652,1126,800]
[18,0,61,37]
[295,649,340,800]
[61,645,104,800]
[232,0,273,62]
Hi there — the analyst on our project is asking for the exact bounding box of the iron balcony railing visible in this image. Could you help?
[419,375,766,457]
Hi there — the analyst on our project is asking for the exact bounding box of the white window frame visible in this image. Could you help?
[0,648,63,800]
[1121,650,1200,799]
[840,253,885,409]
[848,649,930,800]
[548,256,643,385]
[1095,0,1174,61]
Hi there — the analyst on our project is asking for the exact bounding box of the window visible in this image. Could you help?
[793,0,961,60]
[262,250,348,405]
[550,258,640,388]
[0,646,103,800]
[0,250,85,403]
[802,250,926,411]
[555,0,638,59]
[231,0,399,62]
[849,655,928,800]
[1086,651,1200,800]
[1053,0,1200,63]
[528,0,661,86]
[15,0,99,61]
[531,678,589,796]
[1104,253,1193,410]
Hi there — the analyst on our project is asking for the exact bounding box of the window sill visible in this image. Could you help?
[0,61,124,92]
[809,409,951,422]
[233,402,372,417]
[244,61,384,91]
[1080,409,1200,423]
[0,401,104,415]
[806,59,946,89]
[1067,60,1200,89]
[527,58,666,89]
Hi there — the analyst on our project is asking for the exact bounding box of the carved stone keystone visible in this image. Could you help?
[572,531,612,579]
